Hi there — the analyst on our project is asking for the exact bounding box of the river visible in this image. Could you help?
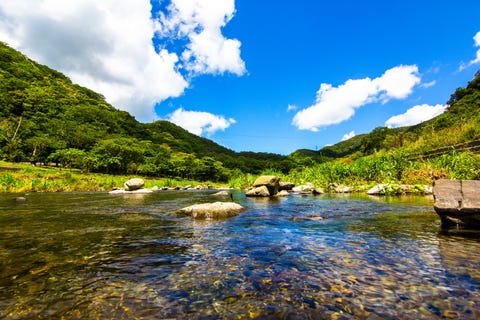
[0,191,479,319]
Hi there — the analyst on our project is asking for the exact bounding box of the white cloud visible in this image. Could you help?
[459,31,480,71]
[0,0,245,123]
[166,108,236,136]
[156,0,246,75]
[287,104,298,112]
[341,131,356,141]
[385,104,447,128]
[292,65,421,131]
[421,80,436,89]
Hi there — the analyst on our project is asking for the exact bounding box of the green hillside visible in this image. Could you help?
[0,42,290,181]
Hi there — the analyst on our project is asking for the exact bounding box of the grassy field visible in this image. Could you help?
[0,161,222,193]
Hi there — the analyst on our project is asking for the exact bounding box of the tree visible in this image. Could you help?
[90,138,146,173]
[361,127,389,155]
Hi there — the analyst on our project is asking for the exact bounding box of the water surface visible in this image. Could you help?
[0,191,479,319]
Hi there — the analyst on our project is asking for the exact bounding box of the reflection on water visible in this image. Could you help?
[0,191,479,319]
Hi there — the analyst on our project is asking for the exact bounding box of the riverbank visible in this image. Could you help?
[0,161,224,193]
[1,160,436,195]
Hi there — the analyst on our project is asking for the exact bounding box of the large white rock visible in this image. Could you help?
[124,178,145,191]
[175,202,245,219]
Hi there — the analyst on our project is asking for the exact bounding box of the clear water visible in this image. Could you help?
[0,191,479,319]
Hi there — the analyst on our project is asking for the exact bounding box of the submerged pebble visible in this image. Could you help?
[0,191,479,319]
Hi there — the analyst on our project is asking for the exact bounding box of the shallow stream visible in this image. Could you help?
[0,191,479,319]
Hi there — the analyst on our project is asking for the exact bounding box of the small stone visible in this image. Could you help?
[442,310,459,319]
[275,190,290,197]
[212,191,230,197]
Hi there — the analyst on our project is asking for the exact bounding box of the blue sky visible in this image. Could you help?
[1,0,479,154]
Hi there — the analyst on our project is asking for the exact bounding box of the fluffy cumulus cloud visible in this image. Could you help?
[460,31,480,71]
[385,104,447,128]
[469,31,480,64]
[292,65,421,131]
[155,0,246,75]
[166,108,236,136]
[342,131,356,141]
[0,0,245,123]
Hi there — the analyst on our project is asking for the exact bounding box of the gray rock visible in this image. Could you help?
[433,179,480,228]
[246,186,271,197]
[279,182,295,191]
[422,185,433,195]
[292,183,315,194]
[109,188,152,194]
[328,183,353,193]
[212,190,230,197]
[367,184,426,195]
[253,175,280,196]
[275,190,290,197]
[124,178,145,191]
[366,184,389,195]
[175,202,245,219]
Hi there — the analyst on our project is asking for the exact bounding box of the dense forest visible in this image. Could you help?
[1,41,479,184]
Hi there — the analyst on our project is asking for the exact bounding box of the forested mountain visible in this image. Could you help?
[0,42,291,181]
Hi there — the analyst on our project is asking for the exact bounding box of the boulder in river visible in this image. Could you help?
[211,190,230,197]
[124,178,145,191]
[246,186,271,197]
[175,202,245,219]
[253,175,280,196]
[292,183,324,195]
[279,182,295,191]
[328,183,353,193]
[275,190,290,197]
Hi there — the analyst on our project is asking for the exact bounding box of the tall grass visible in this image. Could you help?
[282,151,479,188]
[429,151,480,180]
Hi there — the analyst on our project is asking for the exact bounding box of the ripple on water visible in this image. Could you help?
[0,191,479,319]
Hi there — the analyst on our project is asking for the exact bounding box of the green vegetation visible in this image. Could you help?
[287,150,479,187]
[0,160,219,193]
[227,151,480,190]
[0,42,291,185]
[1,41,479,193]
